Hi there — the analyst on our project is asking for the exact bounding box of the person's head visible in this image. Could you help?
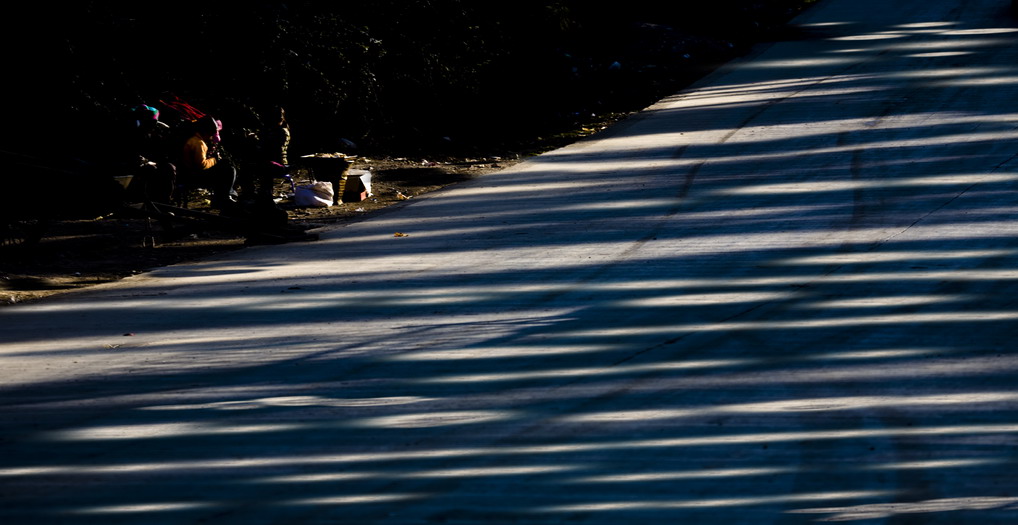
[133,105,159,127]
[196,116,222,142]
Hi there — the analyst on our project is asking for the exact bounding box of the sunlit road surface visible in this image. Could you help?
[5,1,1018,524]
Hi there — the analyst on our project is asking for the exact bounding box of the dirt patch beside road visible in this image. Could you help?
[0,153,524,306]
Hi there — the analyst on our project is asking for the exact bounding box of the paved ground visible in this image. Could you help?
[4,0,1018,523]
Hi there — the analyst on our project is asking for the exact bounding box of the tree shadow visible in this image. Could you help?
[4,4,1018,523]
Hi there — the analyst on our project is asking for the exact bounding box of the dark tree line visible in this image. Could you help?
[2,1,814,162]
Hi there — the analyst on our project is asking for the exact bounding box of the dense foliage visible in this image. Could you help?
[4,1,814,160]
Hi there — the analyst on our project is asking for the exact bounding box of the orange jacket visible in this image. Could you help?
[181,133,217,172]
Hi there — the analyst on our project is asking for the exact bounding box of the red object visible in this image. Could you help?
[158,95,207,122]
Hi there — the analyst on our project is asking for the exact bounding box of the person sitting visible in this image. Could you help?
[179,115,238,209]
[129,105,176,203]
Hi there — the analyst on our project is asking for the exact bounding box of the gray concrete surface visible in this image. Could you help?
[4,0,1018,523]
